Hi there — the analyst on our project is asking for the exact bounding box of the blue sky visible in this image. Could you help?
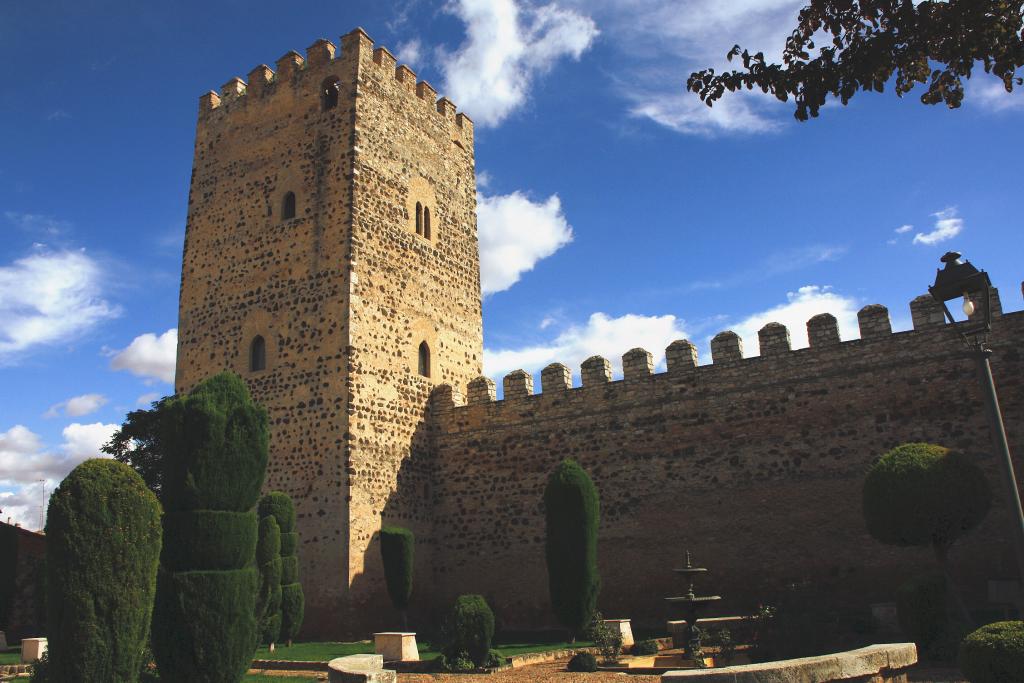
[2,0,1022,529]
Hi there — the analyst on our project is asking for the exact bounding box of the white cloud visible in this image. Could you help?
[395,38,424,66]
[136,392,161,407]
[60,422,119,459]
[45,393,108,418]
[718,285,860,357]
[565,0,805,135]
[5,211,71,236]
[485,311,687,380]
[0,422,117,531]
[971,79,1024,113]
[110,328,177,384]
[0,422,116,487]
[913,207,963,246]
[0,481,48,530]
[0,249,120,363]
[478,191,574,294]
[895,224,913,234]
[442,0,599,127]
[626,84,782,136]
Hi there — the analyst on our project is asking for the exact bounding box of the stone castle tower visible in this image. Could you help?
[175,28,483,633]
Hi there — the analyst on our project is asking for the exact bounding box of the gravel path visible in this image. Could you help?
[400,660,661,683]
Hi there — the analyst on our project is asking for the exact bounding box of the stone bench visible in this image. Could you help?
[328,654,397,683]
[662,643,917,683]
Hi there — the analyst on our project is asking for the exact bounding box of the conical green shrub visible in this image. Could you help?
[152,372,268,683]
[256,515,282,645]
[259,492,303,645]
[544,458,601,641]
[45,459,162,682]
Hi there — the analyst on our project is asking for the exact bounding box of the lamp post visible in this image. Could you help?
[929,251,1024,594]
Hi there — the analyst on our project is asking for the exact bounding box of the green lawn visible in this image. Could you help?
[0,648,21,665]
[253,639,595,663]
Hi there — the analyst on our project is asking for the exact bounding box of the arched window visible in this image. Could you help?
[282,192,296,220]
[423,206,431,240]
[250,335,266,372]
[417,341,430,377]
[322,77,340,111]
[415,202,423,235]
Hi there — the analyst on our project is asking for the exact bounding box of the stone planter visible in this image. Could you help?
[373,632,419,662]
[21,638,46,663]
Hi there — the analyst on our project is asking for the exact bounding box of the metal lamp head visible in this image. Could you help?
[928,251,992,340]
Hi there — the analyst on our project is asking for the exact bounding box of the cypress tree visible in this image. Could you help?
[259,491,303,646]
[543,458,601,641]
[45,459,162,682]
[380,526,415,629]
[152,372,268,682]
[256,506,283,647]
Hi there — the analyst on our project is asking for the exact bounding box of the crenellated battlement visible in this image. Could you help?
[432,286,1015,415]
[195,27,474,146]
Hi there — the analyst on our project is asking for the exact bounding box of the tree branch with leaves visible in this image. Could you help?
[688,1,1024,120]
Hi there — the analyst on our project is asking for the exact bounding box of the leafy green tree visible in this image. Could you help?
[441,594,495,668]
[380,526,415,629]
[256,515,283,647]
[102,395,172,499]
[543,458,601,641]
[688,1,1024,120]
[152,372,268,683]
[259,491,303,646]
[45,459,162,682]
[863,443,991,624]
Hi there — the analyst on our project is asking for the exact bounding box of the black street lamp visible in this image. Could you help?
[929,251,1024,597]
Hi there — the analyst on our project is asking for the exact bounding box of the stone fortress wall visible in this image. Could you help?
[425,292,1024,629]
[177,26,1023,637]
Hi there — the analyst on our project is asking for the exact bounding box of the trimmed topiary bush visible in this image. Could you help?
[260,491,303,646]
[45,458,162,682]
[896,573,948,655]
[380,526,415,628]
[863,443,990,557]
[544,458,601,641]
[959,620,1024,683]
[441,594,496,668]
[256,515,282,646]
[568,652,598,672]
[633,639,659,656]
[152,372,268,683]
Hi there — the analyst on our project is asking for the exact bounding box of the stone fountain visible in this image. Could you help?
[664,551,721,663]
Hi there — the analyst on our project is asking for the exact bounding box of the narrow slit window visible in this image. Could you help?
[322,77,340,111]
[423,207,431,240]
[282,192,296,220]
[250,335,266,372]
[415,202,423,235]
[418,341,430,377]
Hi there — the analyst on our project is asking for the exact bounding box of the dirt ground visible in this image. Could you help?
[400,660,661,683]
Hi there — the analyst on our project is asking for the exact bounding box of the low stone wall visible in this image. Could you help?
[662,643,917,683]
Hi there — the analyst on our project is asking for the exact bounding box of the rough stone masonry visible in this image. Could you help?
[176,28,1023,637]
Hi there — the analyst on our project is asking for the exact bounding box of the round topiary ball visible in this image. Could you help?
[959,621,1024,683]
[568,651,598,672]
[863,443,990,550]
